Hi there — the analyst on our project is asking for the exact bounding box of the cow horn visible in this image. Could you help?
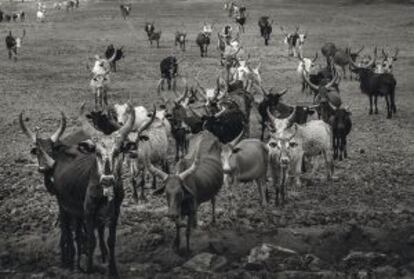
[267,107,277,123]
[189,107,202,118]
[286,107,296,126]
[144,144,168,181]
[307,104,320,109]
[19,111,36,142]
[137,105,155,134]
[259,85,269,96]
[108,49,117,63]
[36,137,56,168]
[50,111,67,143]
[229,129,244,148]
[214,106,227,118]
[356,46,364,55]
[178,142,201,180]
[302,70,318,91]
[277,88,288,97]
[328,101,338,111]
[393,48,399,60]
[312,52,318,62]
[324,70,339,89]
[288,124,298,141]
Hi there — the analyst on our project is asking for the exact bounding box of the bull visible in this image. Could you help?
[258,16,273,46]
[157,56,178,94]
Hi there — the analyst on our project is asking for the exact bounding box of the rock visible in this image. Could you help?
[183,252,228,273]
[342,251,387,269]
[373,265,398,279]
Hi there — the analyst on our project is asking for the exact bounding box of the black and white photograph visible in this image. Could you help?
[0,0,413,278]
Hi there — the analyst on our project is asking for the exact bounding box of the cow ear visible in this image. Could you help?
[232,147,242,154]
[139,135,150,141]
[78,140,96,153]
[153,185,165,195]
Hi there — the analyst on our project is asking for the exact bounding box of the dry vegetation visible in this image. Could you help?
[0,0,413,278]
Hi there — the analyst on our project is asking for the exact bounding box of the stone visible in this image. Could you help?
[183,252,228,273]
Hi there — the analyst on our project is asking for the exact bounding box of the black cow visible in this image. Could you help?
[321,42,337,64]
[196,32,210,57]
[144,22,161,48]
[5,31,17,61]
[330,107,352,160]
[258,16,272,46]
[104,44,124,72]
[350,58,397,118]
[0,9,3,22]
[157,56,178,94]
[120,4,131,20]
[235,8,247,33]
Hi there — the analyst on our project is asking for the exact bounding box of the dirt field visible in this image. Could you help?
[1,0,413,278]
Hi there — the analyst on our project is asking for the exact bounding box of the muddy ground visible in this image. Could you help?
[0,0,413,278]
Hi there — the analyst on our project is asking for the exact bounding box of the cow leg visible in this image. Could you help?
[391,91,397,113]
[172,78,177,93]
[8,49,12,59]
[139,170,147,202]
[385,94,392,118]
[374,95,379,114]
[369,95,373,115]
[74,219,84,271]
[131,176,139,201]
[186,216,192,253]
[98,223,107,263]
[157,40,160,48]
[107,218,119,278]
[339,136,344,161]
[84,204,97,273]
[58,209,71,268]
[175,140,180,162]
[323,150,334,181]
[103,90,108,109]
[174,220,181,252]
[260,121,266,141]
[333,135,338,160]
[211,197,216,224]
[256,179,267,206]
[343,136,348,159]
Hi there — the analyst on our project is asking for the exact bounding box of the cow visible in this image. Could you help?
[231,60,262,91]
[5,31,17,61]
[267,111,334,205]
[221,131,269,206]
[66,0,75,12]
[104,44,124,72]
[254,85,317,141]
[144,22,161,48]
[280,26,307,58]
[330,107,352,161]
[120,4,131,20]
[258,16,273,46]
[89,52,117,76]
[157,56,178,94]
[375,48,399,74]
[175,31,187,52]
[196,25,212,57]
[297,52,319,93]
[349,54,397,118]
[304,57,341,95]
[146,131,223,254]
[90,74,110,111]
[224,1,239,17]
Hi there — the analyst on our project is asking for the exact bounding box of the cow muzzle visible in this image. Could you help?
[100,174,115,185]
[280,156,290,167]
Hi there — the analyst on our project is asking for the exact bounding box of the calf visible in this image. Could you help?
[349,56,397,118]
[330,107,352,161]
[175,31,187,52]
[120,4,131,20]
[267,112,334,205]
[281,26,307,58]
[90,74,110,111]
[104,44,124,72]
[147,131,223,254]
[221,131,269,206]
[258,16,273,46]
[157,56,178,94]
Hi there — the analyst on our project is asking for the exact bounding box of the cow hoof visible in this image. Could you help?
[387,114,392,119]
[369,110,373,115]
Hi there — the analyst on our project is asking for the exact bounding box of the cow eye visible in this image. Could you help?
[289,142,298,148]
[269,142,277,148]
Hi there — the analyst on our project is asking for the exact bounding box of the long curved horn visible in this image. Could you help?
[267,107,277,123]
[50,111,67,143]
[137,105,155,134]
[287,124,298,141]
[286,107,297,127]
[108,49,117,63]
[214,107,227,118]
[356,46,364,55]
[118,103,136,141]
[229,129,244,148]
[382,48,387,58]
[259,85,269,96]
[189,106,202,118]
[301,70,318,91]
[19,111,36,142]
[328,101,337,111]
[393,48,399,60]
[324,70,339,89]
[277,88,288,97]
[144,144,168,180]
[312,52,318,62]
[178,142,201,180]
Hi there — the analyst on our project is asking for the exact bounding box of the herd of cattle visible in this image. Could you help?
[5,0,400,277]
